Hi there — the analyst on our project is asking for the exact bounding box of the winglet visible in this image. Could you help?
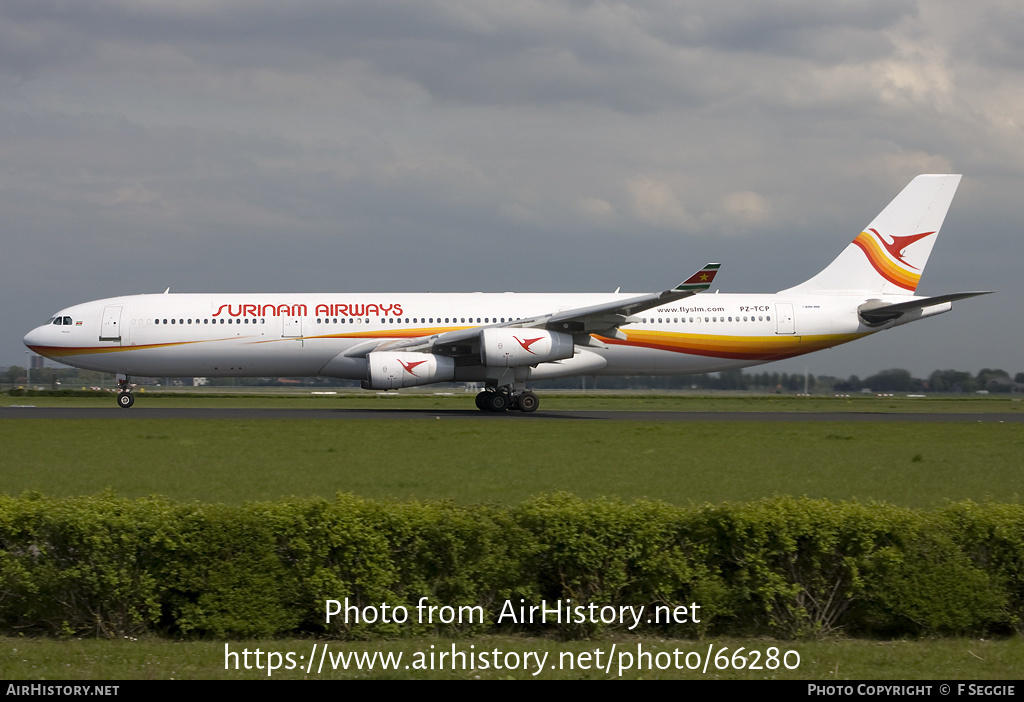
[674,263,720,292]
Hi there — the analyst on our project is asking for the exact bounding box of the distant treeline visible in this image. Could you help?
[4,364,1022,394]
[539,367,1024,394]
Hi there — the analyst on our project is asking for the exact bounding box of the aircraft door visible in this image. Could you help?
[775,303,795,334]
[100,305,123,343]
[282,315,303,338]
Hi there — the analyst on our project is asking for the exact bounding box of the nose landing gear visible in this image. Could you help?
[115,373,135,408]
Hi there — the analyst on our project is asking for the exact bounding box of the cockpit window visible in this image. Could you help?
[63,316,73,325]
[49,317,58,325]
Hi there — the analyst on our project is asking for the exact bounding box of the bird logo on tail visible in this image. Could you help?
[852,229,935,291]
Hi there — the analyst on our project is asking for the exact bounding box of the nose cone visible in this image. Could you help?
[24,325,46,353]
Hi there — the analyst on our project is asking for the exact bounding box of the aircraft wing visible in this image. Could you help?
[346,263,721,357]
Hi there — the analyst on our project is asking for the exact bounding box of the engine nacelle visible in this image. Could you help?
[480,328,575,367]
[526,348,608,379]
[366,351,455,389]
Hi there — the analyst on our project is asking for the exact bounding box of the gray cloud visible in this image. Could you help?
[2,0,1021,376]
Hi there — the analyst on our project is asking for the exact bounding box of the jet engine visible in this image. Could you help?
[366,351,455,389]
[480,328,575,367]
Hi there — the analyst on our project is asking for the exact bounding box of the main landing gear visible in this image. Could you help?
[116,373,135,408]
[475,389,539,413]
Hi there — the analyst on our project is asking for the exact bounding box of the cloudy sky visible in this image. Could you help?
[3,0,1021,379]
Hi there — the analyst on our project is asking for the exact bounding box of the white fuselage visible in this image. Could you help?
[23,290,940,382]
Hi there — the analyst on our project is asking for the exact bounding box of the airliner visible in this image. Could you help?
[23,174,989,411]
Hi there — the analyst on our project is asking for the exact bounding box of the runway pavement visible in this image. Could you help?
[3,406,1022,422]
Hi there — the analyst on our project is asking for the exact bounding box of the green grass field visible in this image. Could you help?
[3,393,1023,680]
[3,636,1023,680]
[2,413,1022,508]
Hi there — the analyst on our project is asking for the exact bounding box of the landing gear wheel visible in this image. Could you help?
[475,391,491,411]
[487,392,509,412]
[117,392,135,408]
[516,391,539,413]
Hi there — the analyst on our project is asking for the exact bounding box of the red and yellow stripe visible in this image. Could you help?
[600,329,869,361]
[851,231,920,291]
[25,339,215,358]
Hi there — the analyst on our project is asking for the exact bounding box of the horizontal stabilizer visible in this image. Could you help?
[858,291,992,325]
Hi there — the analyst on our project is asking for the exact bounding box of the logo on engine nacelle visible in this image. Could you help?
[514,336,544,354]
[399,359,428,376]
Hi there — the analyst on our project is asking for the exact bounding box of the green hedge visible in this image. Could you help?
[0,493,1021,639]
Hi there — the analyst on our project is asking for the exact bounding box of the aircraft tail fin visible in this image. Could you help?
[781,174,962,295]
